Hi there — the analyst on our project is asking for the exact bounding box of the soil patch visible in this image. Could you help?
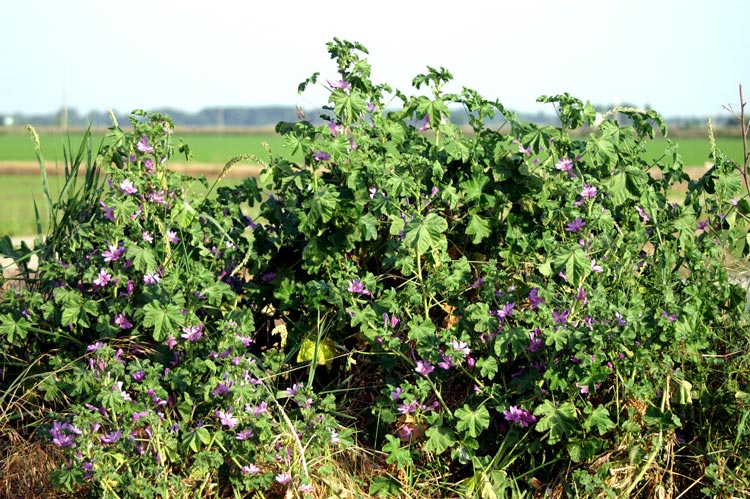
[0,161,263,179]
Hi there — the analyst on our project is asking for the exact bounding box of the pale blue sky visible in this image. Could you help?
[2,0,747,118]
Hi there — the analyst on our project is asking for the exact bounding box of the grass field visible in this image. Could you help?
[0,130,290,165]
[0,129,746,237]
[0,129,746,166]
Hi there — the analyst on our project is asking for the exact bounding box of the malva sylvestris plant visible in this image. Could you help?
[1,38,749,498]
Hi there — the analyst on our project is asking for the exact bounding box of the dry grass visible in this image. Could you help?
[0,427,76,499]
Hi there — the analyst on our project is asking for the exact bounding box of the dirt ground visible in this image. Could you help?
[0,161,264,179]
[0,161,713,180]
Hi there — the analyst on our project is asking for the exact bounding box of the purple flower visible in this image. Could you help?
[236,428,254,441]
[286,383,301,397]
[327,79,351,90]
[615,312,627,326]
[144,158,154,171]
[181,323,203,342]
[552,309,570,325]
[114,313,133,330]
[113,381,132,401]
[329,428,339,444]
[661,310,677,322]
[419,114,431,132]
[415,360,434,376]
[132,410,149,423]
[438,354,453,370]
[390,387,404,400]
[367,102,376,112]
[166,230,180,243]
[246,401,268,416]
[528,288,544,310]
[450,339,471,357]
[635,206,649,223]
[503,406,537,428]
[100,430,122,444]
[496,303,515,322]
[398,401,419,414]
[132,370,146,382]
[93,268,112,287]
[555,157,573,172]
[383,313,399,328]
[313,151,331,162]
[137,136,154,153]
[527,328,544,352]
[100,201,115,221]
[576,287,588,305]
[328,121,344,137]
[241,463,261,475]
[142,231,153,243]
[346,279,372,296]
[518,143,532,155]
[565,217,586,233]
[215,409,238,428]
[49,421,80,447]
[143,272,161,285]
[102,243,124,262]
[87,341,105,352]
[275,472,292,485]
[211,382,233,396]
[119,179,137,195]
[581,185,597,198]
[590,259,603,273]
[236,334,253,347]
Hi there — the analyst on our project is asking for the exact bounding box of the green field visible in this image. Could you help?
[0,129,746,237]
[0,131,289,165]
[0,129,745,167]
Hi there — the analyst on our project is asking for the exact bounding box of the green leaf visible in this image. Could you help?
[602,171,632,206]
[0,314,29,344]
[455,404,491,438]
[422,425,455,454]
[126,245,158,273]
[477,357,498,379]
[199,282,234,307]
[586,134,617,169]
[465,214,491,244]
[583,405,616,435]
[301,188,339,231]
[461,175,489,204]
[331,89,367,123]
[407,316,436,342]
[142,301,184,342]
[369,476,401,497]
[567,437,605,463]
[553,247,589,285]
[534,401,579,445]
[404,213,448,255]
[359,213,379,241]
[382,435,413,468]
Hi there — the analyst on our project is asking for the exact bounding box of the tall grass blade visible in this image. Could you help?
[25,126,53,232]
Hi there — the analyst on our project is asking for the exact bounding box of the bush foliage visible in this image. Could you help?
[2,39,750,498]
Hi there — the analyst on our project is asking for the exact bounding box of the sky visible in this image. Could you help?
[2,0,748,119]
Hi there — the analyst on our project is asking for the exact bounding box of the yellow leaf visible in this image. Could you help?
[297,337,336,370]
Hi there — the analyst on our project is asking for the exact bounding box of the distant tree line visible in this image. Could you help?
[0,105,735,131]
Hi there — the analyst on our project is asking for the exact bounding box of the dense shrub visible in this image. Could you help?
[2,39,750,498]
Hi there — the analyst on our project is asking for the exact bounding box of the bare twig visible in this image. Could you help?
[722,85,749,193]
